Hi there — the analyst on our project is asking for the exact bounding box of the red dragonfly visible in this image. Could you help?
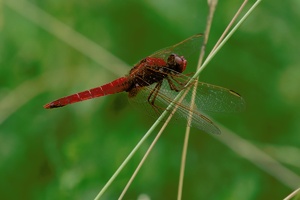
[44,34,245,134]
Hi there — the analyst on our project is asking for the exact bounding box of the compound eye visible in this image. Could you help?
[174,55,187,72]
[174,55,183,65]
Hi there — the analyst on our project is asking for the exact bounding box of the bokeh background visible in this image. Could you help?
[1,0,300,199]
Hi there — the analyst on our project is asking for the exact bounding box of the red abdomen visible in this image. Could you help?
[44,77,130,109]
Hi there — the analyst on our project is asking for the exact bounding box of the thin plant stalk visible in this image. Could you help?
[93,112,168,200]
[118,88,191,200]
[4,0,129,76]
[2,0,129,126]
[284,188,300,200]
[214,122,300,189]
[177,1,217,199]
[209,0,248,55]
[94,1,261,199]
[193,0,261,80]
[178,0,249,198]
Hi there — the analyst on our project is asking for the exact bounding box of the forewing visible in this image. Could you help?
[149,34,203,60]
[168,73,246,113]
[193,82,245,113]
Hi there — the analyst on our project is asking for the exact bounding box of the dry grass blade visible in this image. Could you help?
[215,123,300,190]
[118,88,191,199]
[284,188,300,200]
[4,0,129,76]
[179,0,256,199]
[2,0,130,125]
[0,70,67,125]
[96,0,262,199]
[209,0,248,55]
[178,0,217,199]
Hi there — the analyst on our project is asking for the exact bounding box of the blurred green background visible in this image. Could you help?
[1,0,300,199]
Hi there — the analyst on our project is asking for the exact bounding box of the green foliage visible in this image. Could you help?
[0,0,299,199]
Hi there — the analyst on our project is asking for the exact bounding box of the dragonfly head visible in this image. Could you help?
[167,54,187,73]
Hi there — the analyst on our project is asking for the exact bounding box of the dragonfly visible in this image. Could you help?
[44,34,245,134]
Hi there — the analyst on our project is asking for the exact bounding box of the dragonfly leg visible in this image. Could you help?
[148,81,162,104]
[166,77,182,92]
[147,81,163,114]
[170,75,187,86]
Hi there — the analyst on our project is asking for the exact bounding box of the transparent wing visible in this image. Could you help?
[127,34,244,134]
[192,82,245,112]
[136,66,245,113]
[149,34,203,60]
[128,79,221,134]
[171,72,246,113]
[128,66,245,134]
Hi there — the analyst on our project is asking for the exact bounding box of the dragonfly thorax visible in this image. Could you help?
[127,57,167,89]
[126,54,187,91]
